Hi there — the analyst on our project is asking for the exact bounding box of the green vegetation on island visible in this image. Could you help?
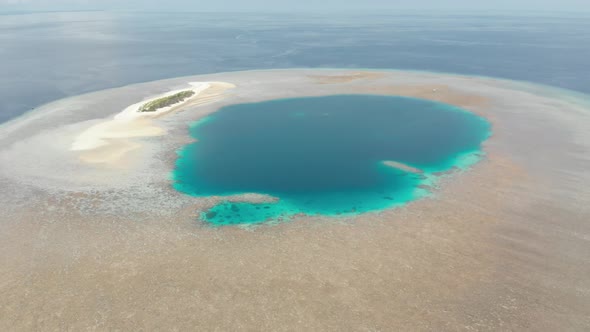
[139,90,195,112]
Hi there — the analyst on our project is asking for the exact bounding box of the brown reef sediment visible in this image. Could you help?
[0,69,589,331]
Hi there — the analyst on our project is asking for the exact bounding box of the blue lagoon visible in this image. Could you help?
[173,95,491,225]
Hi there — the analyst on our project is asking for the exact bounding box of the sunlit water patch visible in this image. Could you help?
[172,95,491,225]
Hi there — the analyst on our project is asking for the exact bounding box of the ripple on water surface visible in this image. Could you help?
[172,95,491,225]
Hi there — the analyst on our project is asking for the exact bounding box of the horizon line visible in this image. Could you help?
[2,8,590,15]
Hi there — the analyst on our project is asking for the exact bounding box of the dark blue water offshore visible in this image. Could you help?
[1,11,590,123]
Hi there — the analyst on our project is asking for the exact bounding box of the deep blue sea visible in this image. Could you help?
[173,95,490,225]
[1,11,590,123]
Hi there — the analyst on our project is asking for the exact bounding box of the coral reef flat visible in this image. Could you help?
[1,69,590,330]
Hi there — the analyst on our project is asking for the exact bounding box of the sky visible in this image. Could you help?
[1,0,589,12]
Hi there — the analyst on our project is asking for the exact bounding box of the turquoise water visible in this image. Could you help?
[173,95,491,225]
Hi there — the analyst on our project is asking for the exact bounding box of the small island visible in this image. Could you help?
[138,90,195,113]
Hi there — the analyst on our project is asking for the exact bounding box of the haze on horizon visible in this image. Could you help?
[1,0,590,12]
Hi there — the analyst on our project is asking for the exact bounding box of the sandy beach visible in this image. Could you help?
[0,69,589,331]
[70,81,235,166]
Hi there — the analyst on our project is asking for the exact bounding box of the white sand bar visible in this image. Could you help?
[383,160,424,174]
[70,81,235,165]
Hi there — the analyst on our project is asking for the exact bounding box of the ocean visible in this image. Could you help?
[1,11,589,123]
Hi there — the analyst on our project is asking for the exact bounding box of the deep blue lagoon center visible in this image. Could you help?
[172,95,491,225]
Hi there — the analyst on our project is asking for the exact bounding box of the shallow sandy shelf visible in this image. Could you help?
[382,160,424,174]
[0,69,589,330]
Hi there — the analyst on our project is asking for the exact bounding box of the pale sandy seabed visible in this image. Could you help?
[0,69,589,331]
